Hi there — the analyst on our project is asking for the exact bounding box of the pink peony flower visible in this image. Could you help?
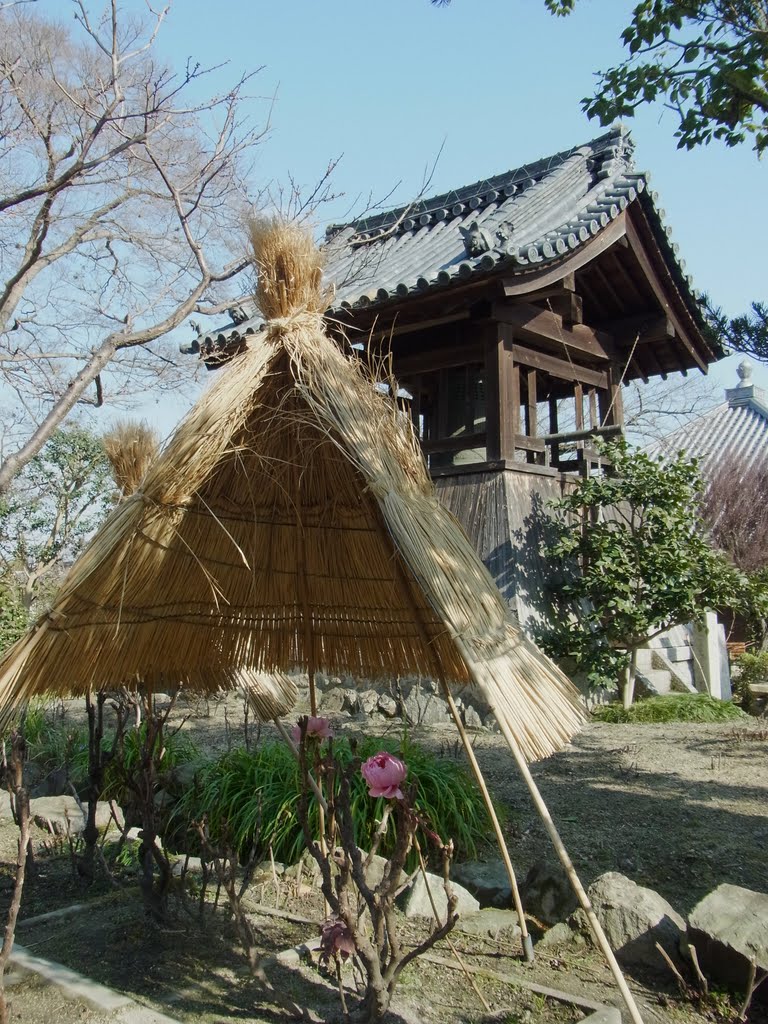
[360,752,407,800]
[291,716,333,743]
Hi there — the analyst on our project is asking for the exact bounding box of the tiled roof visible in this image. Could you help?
[648,361,768,475]
[192,126,704,354]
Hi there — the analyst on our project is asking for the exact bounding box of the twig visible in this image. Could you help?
[413,836,491,1015]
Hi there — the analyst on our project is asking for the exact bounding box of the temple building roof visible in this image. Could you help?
[648,360,768,475]
[190,126,721,378]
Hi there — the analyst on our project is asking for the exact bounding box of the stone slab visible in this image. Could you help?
[452,859,511,909]
[400,872,479,921]
[31,795,120,836]
[454,908,521,938]
[687,883,768,993]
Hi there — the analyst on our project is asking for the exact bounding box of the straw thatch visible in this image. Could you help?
[0,220,585,760]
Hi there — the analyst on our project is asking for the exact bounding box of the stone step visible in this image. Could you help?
[637,669,673,695]
[660,645,693,663]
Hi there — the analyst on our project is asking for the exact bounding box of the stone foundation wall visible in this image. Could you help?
[292,674,498,731]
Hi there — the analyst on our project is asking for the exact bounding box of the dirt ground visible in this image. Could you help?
[1,703,767,1024]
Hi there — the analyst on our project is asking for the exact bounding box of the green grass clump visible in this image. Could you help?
[170,736,493,868]
[592,693,747,724]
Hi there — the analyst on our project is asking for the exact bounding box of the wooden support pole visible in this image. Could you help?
[438,679,535,962]
[490,712,645,1024]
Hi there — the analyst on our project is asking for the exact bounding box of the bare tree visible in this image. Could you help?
[622,372,720,446]
[0,0,269,493]
[702,458,768,574]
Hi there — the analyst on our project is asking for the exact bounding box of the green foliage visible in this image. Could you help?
[0,583,27,654]
[171,736,492,868]
[592,693,747,723]
[539,441,745,692]
[0,425,115,614]
[548,0,768,154]
[99,724,200,804]
[704,297,768,363]
[20,707,199,797]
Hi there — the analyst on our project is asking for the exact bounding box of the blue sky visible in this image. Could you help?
[38,0,768,432]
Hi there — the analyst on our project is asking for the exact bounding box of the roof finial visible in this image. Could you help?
[737,358,753,385]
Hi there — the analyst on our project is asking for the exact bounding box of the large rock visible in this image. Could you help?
[585,872,685,968]
[522,860,577,925]
[687,884,768,993]
[320,686,347,714]
[31,796,120,836]
[401,686,451,727]
[452,860,511,909]
[377,693,399,718]
[400,871,479,921]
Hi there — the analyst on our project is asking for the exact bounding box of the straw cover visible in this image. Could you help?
[0,220,585,760]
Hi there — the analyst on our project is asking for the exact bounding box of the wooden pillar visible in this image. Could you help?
[486,323,518,462]
[524,369,537,436]
[588,388,598,429]
[574,384,584,432]
[548,395,559,468]
[525,369,537,466]
[598,365,624,427]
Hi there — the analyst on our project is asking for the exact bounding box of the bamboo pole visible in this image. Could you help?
[488,703,645,1024]
[438,679,535,962]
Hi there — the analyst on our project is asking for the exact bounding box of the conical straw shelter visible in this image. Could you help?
[0,221,583,761]
[0,221,644,1023]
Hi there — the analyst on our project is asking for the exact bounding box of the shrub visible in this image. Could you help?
[731,651,768,715]
[22,702,90,788]
[592,693,747,724]
[170,735,493,867]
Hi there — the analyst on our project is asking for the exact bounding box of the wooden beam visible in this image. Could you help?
[508,342,608,389]
[515,272,575,304]
[603,314,675,346]
[368,310,471,342]
[623,216,707,372]
[422,432,486,455]
[394,342,483,376]
[493,301,613,362]
[542,423,622,444]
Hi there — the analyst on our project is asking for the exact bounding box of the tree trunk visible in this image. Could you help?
[0,735,31,1024]
[82,691,107,881]
[621,649,639,709]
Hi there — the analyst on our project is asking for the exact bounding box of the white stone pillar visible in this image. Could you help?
[690,612,732,700]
